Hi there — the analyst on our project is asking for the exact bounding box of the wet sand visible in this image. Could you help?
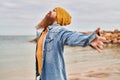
[68,66,120,80]
[64,45,120,80]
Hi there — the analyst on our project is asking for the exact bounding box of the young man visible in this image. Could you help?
[35,7,106,80]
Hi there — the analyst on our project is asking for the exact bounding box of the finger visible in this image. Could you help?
[95,45,102,53]
[96,28,100,33]
[96,28,101,36]
[98,41,105,49]
[98,41,104,46]
[97,44,104,50]
[100,42,105,48]
[99,37,106,42]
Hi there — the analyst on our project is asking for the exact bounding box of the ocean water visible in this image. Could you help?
[0,36,120,80]
[0,35,36,80]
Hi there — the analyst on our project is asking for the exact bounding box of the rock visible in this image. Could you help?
[101,29,120,44]
[81,29,120,44]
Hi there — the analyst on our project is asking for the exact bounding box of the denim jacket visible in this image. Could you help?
[36,24,96,80]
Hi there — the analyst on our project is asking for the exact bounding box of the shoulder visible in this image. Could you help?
[48,24,68,33]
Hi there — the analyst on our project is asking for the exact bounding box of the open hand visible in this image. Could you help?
[90,28,106,53]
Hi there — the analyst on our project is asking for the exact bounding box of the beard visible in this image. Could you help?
[45,14,56,26]
[37,13,57,29]
[37,14,56,29]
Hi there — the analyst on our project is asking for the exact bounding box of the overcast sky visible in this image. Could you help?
[0,0,120,35]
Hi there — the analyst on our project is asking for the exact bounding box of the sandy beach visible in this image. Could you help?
[67,65,120,80]
[64,45,120,80]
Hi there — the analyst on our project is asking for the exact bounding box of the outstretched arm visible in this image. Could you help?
[60,27,106,52]
[61,28,96,47]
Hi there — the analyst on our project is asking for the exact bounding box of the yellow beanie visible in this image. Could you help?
[56,7,72,26]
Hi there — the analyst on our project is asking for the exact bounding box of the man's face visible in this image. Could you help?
[46,8,57,21]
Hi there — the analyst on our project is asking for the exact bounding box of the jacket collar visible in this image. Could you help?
[48,24,60,30]
[36,24,60,36]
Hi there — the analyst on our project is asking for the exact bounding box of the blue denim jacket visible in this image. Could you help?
[36,24,96,80]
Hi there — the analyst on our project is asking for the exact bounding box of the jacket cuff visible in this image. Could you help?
[88,31,96,45]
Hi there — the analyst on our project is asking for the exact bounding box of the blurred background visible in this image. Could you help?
[0,0,120,35]
[0,0,120,80]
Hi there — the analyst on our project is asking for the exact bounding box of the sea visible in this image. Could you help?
[0,35,120,80]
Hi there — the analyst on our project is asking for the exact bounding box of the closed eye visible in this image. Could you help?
[53,9,56,12]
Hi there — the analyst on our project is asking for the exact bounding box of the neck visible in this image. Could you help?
[52,21,57,25]
[36,20,57,30]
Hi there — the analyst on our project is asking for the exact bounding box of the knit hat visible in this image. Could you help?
[56,7,72,26]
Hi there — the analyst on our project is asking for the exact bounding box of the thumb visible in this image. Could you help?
[96,28,101,36]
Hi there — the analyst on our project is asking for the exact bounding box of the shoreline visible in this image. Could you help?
[68,65,120,80]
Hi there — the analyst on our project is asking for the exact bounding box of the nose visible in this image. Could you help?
[48,11,52,14]
[50,10,52,13]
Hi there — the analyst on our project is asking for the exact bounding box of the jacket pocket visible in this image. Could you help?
[45,38,54,51]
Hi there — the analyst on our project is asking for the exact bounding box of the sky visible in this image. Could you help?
[0,0,120,35]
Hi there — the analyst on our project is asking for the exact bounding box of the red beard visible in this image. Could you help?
[37,13,56,29]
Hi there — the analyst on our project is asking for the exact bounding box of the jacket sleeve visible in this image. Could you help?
[60,28,96,47]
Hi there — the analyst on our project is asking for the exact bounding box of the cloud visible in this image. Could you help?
[1,2,17,8]
[0,0,120,35]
